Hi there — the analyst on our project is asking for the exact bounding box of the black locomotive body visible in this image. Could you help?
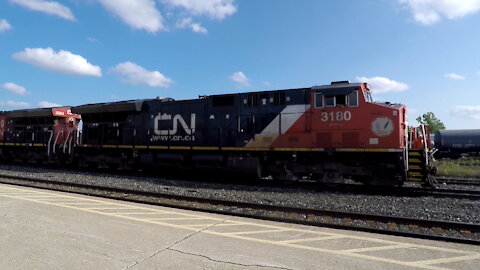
[74,89,307,147]
[72,88,308,178]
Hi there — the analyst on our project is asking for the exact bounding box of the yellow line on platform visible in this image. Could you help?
[278,235,346,244]
[342,244,414,253]
[226,229,291,235]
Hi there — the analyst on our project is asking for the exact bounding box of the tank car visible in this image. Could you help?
[71,81,435,186]
[434,129,480,158]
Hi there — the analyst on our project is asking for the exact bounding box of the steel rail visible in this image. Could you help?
[398,186,480,200]
[435,176,480,186]
[0,173,479,245]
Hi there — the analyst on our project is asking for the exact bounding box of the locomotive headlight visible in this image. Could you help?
[371,117,394,137]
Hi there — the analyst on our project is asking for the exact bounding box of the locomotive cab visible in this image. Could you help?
[291,82,407,185]
[311,82,407,150]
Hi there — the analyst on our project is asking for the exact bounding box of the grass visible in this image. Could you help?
[458,158,480,165]
[437,158,480,177]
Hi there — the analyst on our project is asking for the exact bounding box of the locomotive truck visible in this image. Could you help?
[0,81,436,186]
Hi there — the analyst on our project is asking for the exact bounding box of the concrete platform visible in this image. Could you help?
[0,183,479,270]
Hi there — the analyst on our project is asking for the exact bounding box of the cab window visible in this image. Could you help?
[335,95,346,107]
[348,91,358,107]
[325,95,347,107]
[315,93,323,108]
[325,96,335,107]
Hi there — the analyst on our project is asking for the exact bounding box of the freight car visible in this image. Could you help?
[0,82,436,186]
[434,129,480,158]
[67,81,435,186]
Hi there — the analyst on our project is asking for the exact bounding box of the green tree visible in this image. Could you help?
[416,112,446,133]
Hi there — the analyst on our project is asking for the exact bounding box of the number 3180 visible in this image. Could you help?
[321,111,352,122]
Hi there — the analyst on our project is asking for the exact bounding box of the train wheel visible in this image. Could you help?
[277,168,299,182]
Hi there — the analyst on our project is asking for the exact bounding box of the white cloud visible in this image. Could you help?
[12,48,102,77]
[96,0,236,33]
[87,37,99,43]
[356,76,409,93]
[444,73,466,80]
[161,0,237,20]
[111,61,173,87]
[399,0,480,25]
[0,101,30,108]
[190,22,208,34]
[10,0,75,21]
[0,19,12,32]
[38,101,61,108]
[176,17,208,34]
[98,0,165,32]
[229,71,250,87]
[2,82,27,95]
[451,105,480,120]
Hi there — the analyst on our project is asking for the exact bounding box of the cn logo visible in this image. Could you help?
[154,113,196,135]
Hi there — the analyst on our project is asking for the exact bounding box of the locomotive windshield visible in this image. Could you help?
[364,91,373,102]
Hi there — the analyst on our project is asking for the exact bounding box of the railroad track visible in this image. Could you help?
[399,186,480,200]
[308,183,480,200]
[0,173,479,245]
[435,176,480,186]
[0,164,479,200]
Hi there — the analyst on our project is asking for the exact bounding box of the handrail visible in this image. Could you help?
[63,130,72,154]
[408,128,413,149]
[68,134,74,155]
[46,130,53,157]
[421,124,429,166]
[404,126,409,172]
[53,131,63,154]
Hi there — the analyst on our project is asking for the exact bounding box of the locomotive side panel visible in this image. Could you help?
[144,99,206,147]
[242,88,310,148]
[140,89,309,149]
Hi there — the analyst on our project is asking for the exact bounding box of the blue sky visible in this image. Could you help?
[1,0,479,129]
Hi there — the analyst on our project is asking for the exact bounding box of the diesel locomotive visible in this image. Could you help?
[0,81,436,186]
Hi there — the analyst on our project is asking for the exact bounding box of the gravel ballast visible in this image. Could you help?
[0,164,479,224]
